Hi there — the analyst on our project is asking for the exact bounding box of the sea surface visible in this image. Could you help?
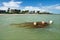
[0,14,60,40]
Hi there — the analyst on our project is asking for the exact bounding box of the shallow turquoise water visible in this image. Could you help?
[0,14,60,40]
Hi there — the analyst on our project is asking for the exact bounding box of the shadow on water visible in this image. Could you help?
[10,22,34,28]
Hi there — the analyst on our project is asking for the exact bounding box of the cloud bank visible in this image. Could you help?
[0,0,22,10]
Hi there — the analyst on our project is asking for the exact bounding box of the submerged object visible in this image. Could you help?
[11,21,53,28]
[33,22,48,28]
[33,21,53,28]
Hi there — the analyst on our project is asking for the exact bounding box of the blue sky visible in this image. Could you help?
[0,0,60,14]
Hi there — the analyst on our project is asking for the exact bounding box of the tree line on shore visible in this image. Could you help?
[0,8,53,14]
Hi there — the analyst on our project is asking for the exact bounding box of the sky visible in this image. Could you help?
[0,0,60,14]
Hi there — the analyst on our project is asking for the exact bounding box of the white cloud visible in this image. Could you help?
[3,0,21,8]
[22,4,60,13]
[0,7,7,10]
[23,6,40,11]
[0,0,22,10]
[55,6,60,9]
[23,6,46,12]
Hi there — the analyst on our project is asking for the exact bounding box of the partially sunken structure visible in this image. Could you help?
[11,21,53,28]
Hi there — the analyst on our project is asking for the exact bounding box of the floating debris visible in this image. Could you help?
[10,21,53,28]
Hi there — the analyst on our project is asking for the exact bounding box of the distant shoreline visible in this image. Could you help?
[0,14,60,15]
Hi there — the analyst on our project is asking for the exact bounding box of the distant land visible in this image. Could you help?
[0,8,59,15]
[0,8,54,14]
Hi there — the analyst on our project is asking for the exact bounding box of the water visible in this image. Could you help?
[0,14,60,40]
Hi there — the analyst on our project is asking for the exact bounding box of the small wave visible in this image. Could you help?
[46,27,60,33]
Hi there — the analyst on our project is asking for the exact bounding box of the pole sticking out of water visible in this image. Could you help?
[33,22,37,25]
[49,20,53,24]
[42,21,45,24]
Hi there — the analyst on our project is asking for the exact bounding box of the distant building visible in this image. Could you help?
[29,11,36,14]
[10,9,21,14]
[7,8,10,13]
[0,10,6,13]
[36,11,40,14]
